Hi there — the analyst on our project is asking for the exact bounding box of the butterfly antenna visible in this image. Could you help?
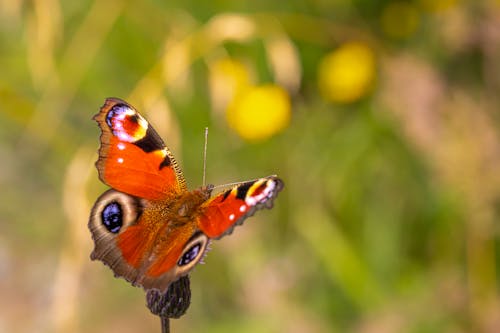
[202,127,208,187]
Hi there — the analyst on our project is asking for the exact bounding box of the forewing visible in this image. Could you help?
[94,98,186,200]
[198,176,284,239]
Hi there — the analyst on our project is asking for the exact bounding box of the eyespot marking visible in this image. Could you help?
[101,202,123,233]
[106,104,147,142]
[177,243,201,266]
[244,180,277,206]
[106,104,128,128]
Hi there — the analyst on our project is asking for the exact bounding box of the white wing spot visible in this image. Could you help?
[229,214,235,221]
[117,143,126,150]
[117,157,124,164]
[117,132,131,142]
[239,205,246,212]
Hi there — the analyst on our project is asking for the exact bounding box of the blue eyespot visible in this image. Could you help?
[101,202,122,233]
[106,104,128,129]
[177,243,201,266]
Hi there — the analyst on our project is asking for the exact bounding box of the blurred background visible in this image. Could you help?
[1,0,500,332]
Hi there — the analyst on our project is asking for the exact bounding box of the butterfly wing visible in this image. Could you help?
[94,98,186,200]
[198,176,284,239]
[91,98,284,291]
[89,190,210,291]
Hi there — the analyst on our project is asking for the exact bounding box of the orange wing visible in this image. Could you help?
[198,176,284,239]
[89,189,210,291]
[94,98,186,200]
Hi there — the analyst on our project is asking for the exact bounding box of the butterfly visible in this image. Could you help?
[88,98,284,292]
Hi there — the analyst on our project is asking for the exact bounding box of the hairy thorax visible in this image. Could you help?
[144,187,213,229]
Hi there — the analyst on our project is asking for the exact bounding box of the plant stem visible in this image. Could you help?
[161,317,170,333]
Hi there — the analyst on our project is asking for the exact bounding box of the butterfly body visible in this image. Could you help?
[89,98,283,292]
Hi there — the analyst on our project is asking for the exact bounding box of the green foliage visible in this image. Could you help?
[1,1,498,332]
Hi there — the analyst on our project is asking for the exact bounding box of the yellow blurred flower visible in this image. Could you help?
[226,84,291,141]
[419,0,457,12]
[318,42,376,104]
[381,2,420,39]
[209,58,252,113]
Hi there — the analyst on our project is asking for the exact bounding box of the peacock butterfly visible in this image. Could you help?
[89,98,284,291]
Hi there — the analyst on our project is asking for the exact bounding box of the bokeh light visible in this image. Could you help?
[226,84,291,141]
[209,57,253,114]
[318,42,376,104]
